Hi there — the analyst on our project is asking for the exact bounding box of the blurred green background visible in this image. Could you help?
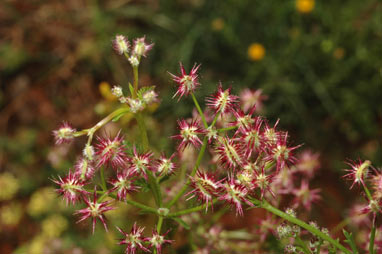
[0,0,381,253]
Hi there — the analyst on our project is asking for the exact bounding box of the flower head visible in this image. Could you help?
[239,88,267,113]
[187,170,223,211]
[292,180,321,211]
[127,97,145,113]
[112,35,130,55]
[53,122,76,145]
[206,83,238,115]
[52,170,88,206]
[343,159,371,189]
[95,132,128,170]
[109,170,140,201]
[117,223,149,254]
[155,153,177,177]
[215,137,245,170]
[248,43,265,61]
[133,36,154,58]
[172,119,205,151]
[74,157,96,180]
[218,178,253,216]
[128,147,153,180]
[169,62,201,100]
[74,188,114,234]
[265,133,301,171]
[145,229,173,254]
[252,165,275,198]
[236,116,263,157]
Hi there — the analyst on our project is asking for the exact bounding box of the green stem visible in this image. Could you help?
[217,126,238,133]
[191,93,208,128]
[363,184,373,201]
[100,167,107,192]
[258,200,351,254]
[370,216,376,254]
[157,216,164,232]
[136,112,149,150]
[133,66,139,98]
[166,137,208,208]
[167,198,218,217]
[295,236,312,254]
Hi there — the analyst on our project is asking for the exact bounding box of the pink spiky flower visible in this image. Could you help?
[169,62,201,100]
[371,168,382,200]
[95,132,128,170]
[75,188,115,234]
[128,147,153,180]
[145,229,173,254]
[172,119,205,151]
[265,133,301,172]
[215,137,245,170]
[261,119,281,147]
[154,153,177,177]
[109,170,140,201]
[112,35,130,55]
[218,178,253,216]
[74,157,96,180]
[292,180,321,211]
[52,170,88,206]
[116,223,150,254]
[230,106,257,132]
[187,170,223,211]
[132,36,154,58]
[252,166,275,199]
[343,159,371,189]
[53,121,76,145]
[239,88,267,113]
[206,83,238,115]
[237,116,263,157]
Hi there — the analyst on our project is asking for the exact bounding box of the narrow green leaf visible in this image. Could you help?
[343,229,359,254]
[171,217,190,230]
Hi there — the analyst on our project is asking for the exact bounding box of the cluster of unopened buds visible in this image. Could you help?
[52,35,379,254]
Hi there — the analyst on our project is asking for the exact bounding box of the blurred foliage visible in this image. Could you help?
[0,0,381,253]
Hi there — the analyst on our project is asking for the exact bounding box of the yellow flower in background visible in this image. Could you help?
[211,18,225,31]
[42,214,68,238]
[99,81,117,101]
[248,43,266,61]
[27,187,58,217]
[296,0,315,13]
[0,172,19,201]
[0,202,23,227]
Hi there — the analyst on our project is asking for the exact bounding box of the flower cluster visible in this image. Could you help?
[117,223,173,254]
[51,34,381,254]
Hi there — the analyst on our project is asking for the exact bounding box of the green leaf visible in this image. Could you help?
[171,217,190,230]
[343,229,359,254]
[128,82,135,96]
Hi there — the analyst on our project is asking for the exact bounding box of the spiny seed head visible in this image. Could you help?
[239,88,267,113]
[52,170,88,206]
[155,154,177,177]
[94,132,128,170]
[187,170,223,211]
[116,223,149,254]
[109,170,139,201]
[215,137,245,170]
[112,35,130,55]
[343,159,371,189]
[133,36,154,58]
[169,62,201,100]
[218,178,253,216]
[53,122,76,145]
[128,147,153,180]
[83,144,95,161]
[145,229,173,254]
[128,55,140,67]
[74,188,114,234]
[75,157,96,180]
[206,83,238,115]
[172,119,204,151]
